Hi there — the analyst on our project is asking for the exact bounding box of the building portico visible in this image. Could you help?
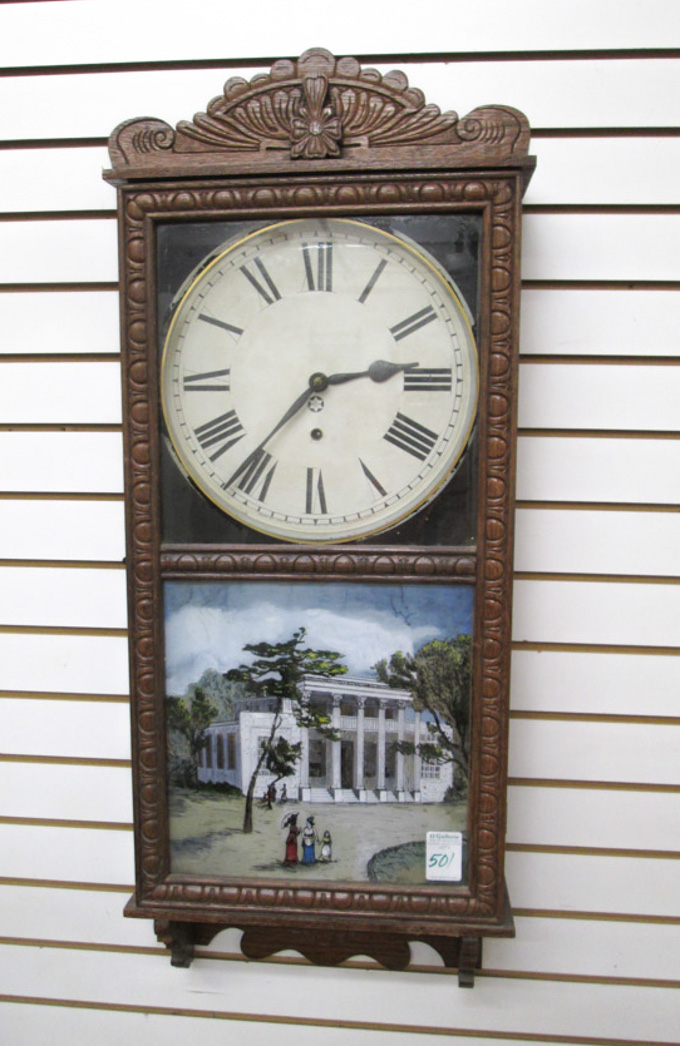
[198,673,453,803]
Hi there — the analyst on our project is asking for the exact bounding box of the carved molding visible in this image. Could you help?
[161,546,476,580]
[106,47,533,174]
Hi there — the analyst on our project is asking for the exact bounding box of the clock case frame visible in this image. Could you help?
[104,49,535,985]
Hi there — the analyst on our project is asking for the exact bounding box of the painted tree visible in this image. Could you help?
[226,626,347,833]
[374,634,471,789]
[186,667,239,721]
[166,684,219,786]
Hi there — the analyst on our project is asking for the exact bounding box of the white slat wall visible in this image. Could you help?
[1,2,678,1044]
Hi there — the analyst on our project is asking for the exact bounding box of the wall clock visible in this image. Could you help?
[105,48,534,986]
[160,216,478,542]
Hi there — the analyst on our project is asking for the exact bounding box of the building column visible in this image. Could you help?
[396,700,406,801]
[209,733,216,782]
[412,710,422,802]
[299,700,311,802]
[354,696,366,801]
[331,694,342,797]
[377,699,387,801]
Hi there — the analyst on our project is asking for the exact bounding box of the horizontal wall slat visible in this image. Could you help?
[0,500,125,562]
[3,423,678,506]
[3,882,678,985]
[524,137,680,206]
[516,436,680,504]
[1,286,677,361]
[1,944,679,1041]
[0,699,130,760]
[507,786,680,850]
[0,764,132,824]
[7,718,673,805]
[0,634,129,694]
[0,1004,558,1046]
[512,579,680,647]
[0,291,119,356]
[514,508,680,577]
[507,850,680,917]
[0,295,676,384]
[2,0,676,67]
[2,59,679,141]
[6,1002,678,1046]
[3,762,676,852]
[510,649,680,717]
[3,214,679,286]
[522,214,680,281]
[485,914,680,982]
[0,220,117,284]
[3,820,677,917]
[0,824,134,884]
[7,358,680,433]
[518,363,680,432]
[509,720,680,785]
[0,68,257,142]
[0,432,123,492]
[394,58,680,133]
[3,138,680,214]
[0,884,159,950]
[0,362,122,424]
[6,359,680,433]
[0,566,127,628]
[0,146,113,214]
[520,289,680,358]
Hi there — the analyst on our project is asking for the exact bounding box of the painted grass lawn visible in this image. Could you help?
[169,788,467,884]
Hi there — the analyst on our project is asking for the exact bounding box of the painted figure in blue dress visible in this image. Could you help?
[301,816,319,864]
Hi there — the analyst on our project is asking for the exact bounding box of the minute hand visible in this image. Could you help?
[222,383,315,491]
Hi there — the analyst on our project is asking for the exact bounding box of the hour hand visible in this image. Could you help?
[327,360,419,386]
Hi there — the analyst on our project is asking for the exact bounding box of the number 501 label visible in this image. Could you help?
[426,831,463,881]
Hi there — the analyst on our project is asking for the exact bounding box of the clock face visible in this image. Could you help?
[160,218,478,543]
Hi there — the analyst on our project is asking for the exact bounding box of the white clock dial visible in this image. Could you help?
[160,218,478,543]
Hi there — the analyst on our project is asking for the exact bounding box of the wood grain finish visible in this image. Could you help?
[108,50,534,977]
[106,48,533,178]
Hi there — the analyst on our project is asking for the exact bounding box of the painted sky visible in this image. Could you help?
[164,581,473,695]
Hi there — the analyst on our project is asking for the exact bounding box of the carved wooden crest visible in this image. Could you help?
[106,47,533,177]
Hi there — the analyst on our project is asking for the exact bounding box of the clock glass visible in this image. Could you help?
[160,218,478,544]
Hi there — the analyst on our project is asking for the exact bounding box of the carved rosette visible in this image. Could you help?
[107,47,532,170]
[119,170,520,926]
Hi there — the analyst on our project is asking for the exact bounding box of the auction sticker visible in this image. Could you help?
[426,831,463,881]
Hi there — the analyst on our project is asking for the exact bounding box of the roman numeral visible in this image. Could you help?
[198,314,244,337]
[183,368,231,392]
[390,305,437,341]
[359,458,387,498]
[383,413,438,461]
[240,258,281,304]
[194,410,245,462]
[302,242,333,292]
[306,467,327,514]
[358,259,387,304]
[236,449,277,502]
[403,367,453,392]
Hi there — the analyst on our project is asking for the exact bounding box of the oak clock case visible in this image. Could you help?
[105,48,534,985]
[158,213,481,546]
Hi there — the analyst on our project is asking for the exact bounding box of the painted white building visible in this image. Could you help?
[197,674,454,803]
